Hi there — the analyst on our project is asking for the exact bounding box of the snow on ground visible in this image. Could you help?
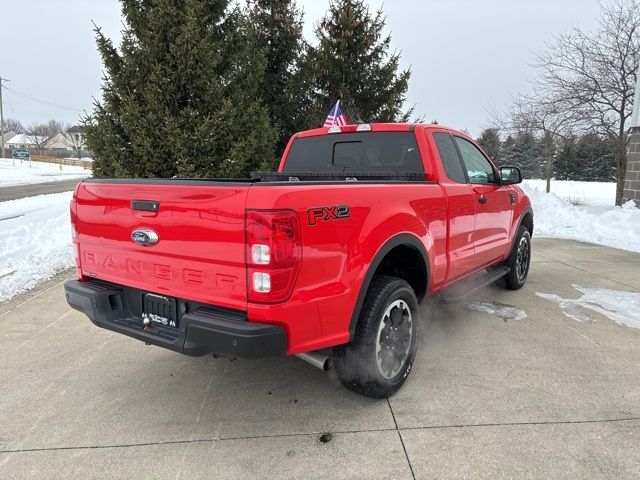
[536,285,640,329]
[466,302,527,321]
[521,181,640,253]
[0,158,90,187]
[523,179,615,206]
[0,192,75,302]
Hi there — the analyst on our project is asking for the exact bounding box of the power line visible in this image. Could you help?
[3,86,84,112]
[5,97,76,122]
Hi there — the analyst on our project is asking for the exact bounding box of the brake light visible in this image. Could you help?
[70,199,78,237]
[70,198,81,279]
[246,210,301,303]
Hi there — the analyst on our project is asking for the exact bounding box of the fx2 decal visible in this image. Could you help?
[307,205,350,226]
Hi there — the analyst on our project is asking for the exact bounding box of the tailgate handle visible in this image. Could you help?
[131,200,159,212]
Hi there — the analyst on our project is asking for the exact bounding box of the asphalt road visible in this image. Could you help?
[0,179,83,202]
[1,238,639,479]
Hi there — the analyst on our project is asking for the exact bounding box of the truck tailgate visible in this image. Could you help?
[74,180,250,310]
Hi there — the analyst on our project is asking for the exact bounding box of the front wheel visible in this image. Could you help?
[503,226,531,290]
[334,275,419,399]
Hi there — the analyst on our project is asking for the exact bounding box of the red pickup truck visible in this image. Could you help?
[65,123,532,398]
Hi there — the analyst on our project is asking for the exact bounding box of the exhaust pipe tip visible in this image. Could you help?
[324,357,334,372]
[296,351,332,371]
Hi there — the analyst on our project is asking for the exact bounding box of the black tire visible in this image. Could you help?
[334,275,419,399]
[503,226,531,290]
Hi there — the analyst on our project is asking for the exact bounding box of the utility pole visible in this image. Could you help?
[0,76,6,161]
[631,63,640,128]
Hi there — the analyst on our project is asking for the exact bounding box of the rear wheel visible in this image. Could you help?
[503,226,531,290]
[334,275,419,399]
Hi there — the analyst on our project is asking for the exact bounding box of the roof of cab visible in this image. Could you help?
[295,122,469,139]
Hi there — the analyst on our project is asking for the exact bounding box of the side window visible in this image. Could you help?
[454,137,497,184]
[433,133,466,183]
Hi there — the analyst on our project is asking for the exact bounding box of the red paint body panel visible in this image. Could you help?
[73,123,532,355]
[74,182,249,311]
[244,183,447,353]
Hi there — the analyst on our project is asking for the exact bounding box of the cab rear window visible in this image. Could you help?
[283,133,423,173]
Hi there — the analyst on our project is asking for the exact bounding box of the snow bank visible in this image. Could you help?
[522,182,640,253]
[0,192,75,302]
[523,179,615,206]
[0,158,90,187]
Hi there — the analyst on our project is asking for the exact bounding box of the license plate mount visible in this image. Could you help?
[142,292,178,329]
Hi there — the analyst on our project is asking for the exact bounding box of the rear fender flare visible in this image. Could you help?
[348,233,430,340]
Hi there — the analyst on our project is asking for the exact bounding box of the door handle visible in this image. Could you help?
[478,196,488,204]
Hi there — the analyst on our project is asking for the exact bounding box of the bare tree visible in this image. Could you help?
[2,118,24,134]
[25,120,66,150]
[25,123,52,150]
[46,119,65,135]
[525,0,640,205]
[498,94,571,192]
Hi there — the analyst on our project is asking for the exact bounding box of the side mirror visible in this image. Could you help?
[500,166,522,185]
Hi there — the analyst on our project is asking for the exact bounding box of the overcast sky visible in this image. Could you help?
[0,0,603,136]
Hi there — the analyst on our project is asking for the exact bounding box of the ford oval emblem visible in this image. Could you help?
[131,228,159,246]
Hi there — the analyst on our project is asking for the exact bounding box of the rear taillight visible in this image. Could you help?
[246,210,301,303]
[70,198,78,240]
[70,198,81,278]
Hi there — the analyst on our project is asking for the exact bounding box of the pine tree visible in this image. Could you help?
[84,0,275,179]
[500,135,515,166]
[308,0,412,124]
[555,135,578,181]
[476,128,501,162]
[248,0,312,160]
[575,133,616,182]
[500,131,545,179]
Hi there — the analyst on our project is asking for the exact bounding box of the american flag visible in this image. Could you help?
[323,100,348,128]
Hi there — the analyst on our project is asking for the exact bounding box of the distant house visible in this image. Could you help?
[44,128,87,153]
[66,125,86,149]
[6,133,46,149]
[45,132,73,150]
[1,131,16,145]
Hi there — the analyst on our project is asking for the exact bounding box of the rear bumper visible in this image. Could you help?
[64,280,286,358]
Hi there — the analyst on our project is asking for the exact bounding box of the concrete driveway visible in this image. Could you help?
[1,238,639,479]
